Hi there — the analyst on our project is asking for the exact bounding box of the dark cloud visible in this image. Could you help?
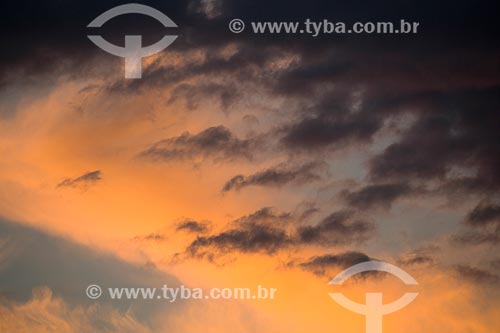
[187,221,292,258]
[1,0,499,106]
[109,43,286,94]
[453,202,500,246]
[368,88,500,198]
[222,162,322,192]
[298,251,371,276]
[176,220,210,233]
[186,208,292,258]
[138,126,258,162]
[466,203,500,227]
[341,183,413,210]
[453,265,500,285]
[57,170,102,190]
[280,93,383,150]
[184,208,373,261]
[232,207,292,225]
[297,210,374,246]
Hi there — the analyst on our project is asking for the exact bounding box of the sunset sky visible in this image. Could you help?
[0,1,499,332]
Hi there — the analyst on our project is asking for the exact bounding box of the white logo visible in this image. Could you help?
[329,261,418,333]
[87,3,177,79]
[86,284,102,299]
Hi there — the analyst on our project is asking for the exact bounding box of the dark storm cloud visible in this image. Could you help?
[185,208,374,260]
[222,162,322,192]
[138,126,257,162]
[297,251,371,276]
[341,183,414,210]
[57,170,102,189]
[453,265,500,285]
[2,0,499,87]
[176,220,210,233]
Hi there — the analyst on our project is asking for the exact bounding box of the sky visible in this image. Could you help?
[0,0,499,332]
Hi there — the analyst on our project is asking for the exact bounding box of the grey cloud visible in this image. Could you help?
[341,183,414,210]
[280,95,383,150]
[186,208,292,258]
[138,126,257,162]
[453,202,500,246]
[0,218,182,323]
[298,210,374,246]
[466,203,500,227]
[222,162,322,192]
[453,265,500,285]
[187,222,292,258]
[176,220,210,234]
[368,88,500,199]
[297,251,371,277]
[185,208,374,261]
[57,170,102,190]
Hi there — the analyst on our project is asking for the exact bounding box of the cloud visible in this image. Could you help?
[453,265,500,285]
[138,126,257,162]
[185,208,373,261]
[297,251,371,277]
[166,82,239,110]
[186,208,293,258]
[0,218,181,321]
[297,210,374,246]
[0,287,153,333]
[396,246,438,267]
[280,93,383,150]
[57,170,102,190]
[466,203,500,227]
[368,88,500,198]
[176,220,210,233]
[341,183,413,210]
[453,231,500,246]
[453,202,500,246]
[134,233,168,242]
[222,162,322,192]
